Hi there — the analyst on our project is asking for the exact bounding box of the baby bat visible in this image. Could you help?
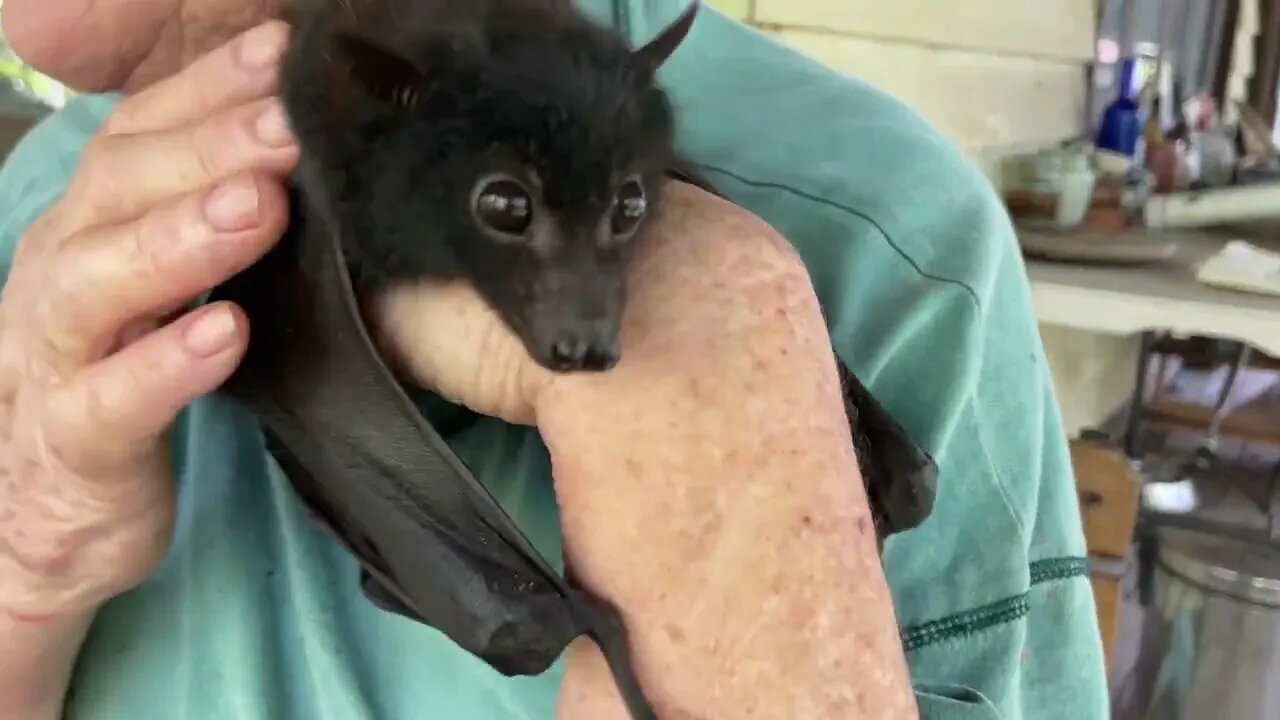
[208,2,937,717]
[281,0,690,372]
[206,2,702,719]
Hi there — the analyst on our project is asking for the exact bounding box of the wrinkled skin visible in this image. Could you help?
[0,23,300,619]
[2,0,278,93]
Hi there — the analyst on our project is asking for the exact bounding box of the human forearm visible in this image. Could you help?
[0,608,94,719]
[540,188,918,718]
[548,404,915,718]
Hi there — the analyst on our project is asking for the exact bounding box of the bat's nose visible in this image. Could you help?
[549,331,620,372]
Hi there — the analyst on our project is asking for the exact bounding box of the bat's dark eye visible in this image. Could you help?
[473,178,534,237]
[611,179,647,237]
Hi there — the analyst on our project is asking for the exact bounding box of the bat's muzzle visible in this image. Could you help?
[547,325,621,372]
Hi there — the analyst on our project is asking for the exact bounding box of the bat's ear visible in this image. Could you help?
[329,31,431,109]
[630,2,699,79]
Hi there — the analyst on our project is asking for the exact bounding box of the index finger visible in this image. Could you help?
[103,21,291,137]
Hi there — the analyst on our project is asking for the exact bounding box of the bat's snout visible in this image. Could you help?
[547,325,621,372]
[518,254,627,374]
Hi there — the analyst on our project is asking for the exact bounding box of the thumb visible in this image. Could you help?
[2,0,278,93]
[367,280,550,427]
[1,0,170,92]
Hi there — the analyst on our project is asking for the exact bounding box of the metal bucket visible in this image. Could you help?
[1125,527,1280,720]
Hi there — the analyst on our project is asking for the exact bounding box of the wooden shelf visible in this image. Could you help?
[1026,231,1280,358]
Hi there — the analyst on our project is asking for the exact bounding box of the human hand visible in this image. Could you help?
[373,183,912,718]
[0,21,297,620]
[1,0,278,93]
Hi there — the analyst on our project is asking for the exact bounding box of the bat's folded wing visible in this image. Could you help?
[205,190,654,720]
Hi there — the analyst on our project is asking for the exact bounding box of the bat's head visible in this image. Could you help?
[288,2,699,372]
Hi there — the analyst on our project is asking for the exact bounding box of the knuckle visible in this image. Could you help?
[78,131,115,172]
[29,399,88,477]
[34,386,108,478]
[0,391,12,428]
[100,103,139,136]
[70,136,130,222]
[131,199,214,285]
[0,329,21,402]
[31,323,81,378]
[189,120,227,184]
[184,70,225,117]
[42,243,92,321]
[2,530,83,580]
[127,209,170,281]
[11,213,58,269]
[10,230,40,270]
[33,270,97,370]
[0,469,88,579]
[77,375,119,435]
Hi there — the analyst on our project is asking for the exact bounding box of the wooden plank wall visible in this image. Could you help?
[707,0,1099,179]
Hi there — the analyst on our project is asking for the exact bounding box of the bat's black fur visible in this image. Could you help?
[281,0,692,371]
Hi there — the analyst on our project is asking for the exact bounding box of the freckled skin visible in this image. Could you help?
[279,0,683,369]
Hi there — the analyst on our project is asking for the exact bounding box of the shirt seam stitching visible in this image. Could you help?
[899,557,1091,653]
[687,163,984,310]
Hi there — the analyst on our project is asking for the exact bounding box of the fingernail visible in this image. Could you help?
[203,176,261,232]
[255,101,294,147]
[239,22,289,71]
[184,307,238,357]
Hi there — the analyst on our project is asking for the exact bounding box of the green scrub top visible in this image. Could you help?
[0,2,1108,718]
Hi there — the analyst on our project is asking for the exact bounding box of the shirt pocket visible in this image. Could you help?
[915,684,1003,720]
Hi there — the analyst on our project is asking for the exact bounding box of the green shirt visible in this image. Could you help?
[0,2,1107,717]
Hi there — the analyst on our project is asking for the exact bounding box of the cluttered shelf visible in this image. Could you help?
[1004,67,1280,359]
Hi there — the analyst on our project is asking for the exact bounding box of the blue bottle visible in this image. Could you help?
[1096,56,1144,157]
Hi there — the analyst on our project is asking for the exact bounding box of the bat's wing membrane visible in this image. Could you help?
[207,190,646,704]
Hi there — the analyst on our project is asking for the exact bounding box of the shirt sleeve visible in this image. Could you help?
[604,2,1111,718]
